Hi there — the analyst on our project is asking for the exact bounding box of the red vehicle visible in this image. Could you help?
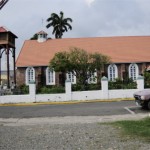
[134,90,150,110]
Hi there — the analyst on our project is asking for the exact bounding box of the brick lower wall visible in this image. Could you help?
[16,66,63,86]
[16,62,150,86]
[16,67,25,86]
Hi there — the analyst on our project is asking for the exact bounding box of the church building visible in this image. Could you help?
[16,31,150,86]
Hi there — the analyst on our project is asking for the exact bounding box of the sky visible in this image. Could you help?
[1,0,150,70]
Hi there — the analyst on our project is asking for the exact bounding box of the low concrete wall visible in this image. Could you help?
[0,95,30,104]
[36,94,66,102]
[0,76,145,104]
[108,89,138,99]
[0,89,140,104]
[72,90,103,101]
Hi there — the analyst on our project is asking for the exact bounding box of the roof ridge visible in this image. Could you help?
[26,35,150,41]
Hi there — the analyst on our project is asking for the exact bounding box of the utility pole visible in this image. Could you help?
[0,0,9,10]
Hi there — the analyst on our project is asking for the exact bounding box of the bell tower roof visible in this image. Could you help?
[0,26,18,38]
[0,26,18,48]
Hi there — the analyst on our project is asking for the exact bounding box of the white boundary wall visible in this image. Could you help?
[72,90,103,101]
[0,76,145,104]
[0,95,31,104]
[36,94,66,102]
[108,89,138,99]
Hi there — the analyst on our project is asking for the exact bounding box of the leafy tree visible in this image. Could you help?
[30,33,38,40]
[49,47,111,88]
[143,70,150,88]
[46,11,73,39]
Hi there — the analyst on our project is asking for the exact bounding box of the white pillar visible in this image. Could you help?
[65,79,72,101]
[101,76,109,99]
[29,81,36,102]
[137,75,144,90]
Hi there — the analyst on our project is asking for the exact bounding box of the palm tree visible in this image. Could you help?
[46,11,73,39]
[0,0,9,10]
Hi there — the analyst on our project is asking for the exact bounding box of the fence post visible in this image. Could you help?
[136,75,144,90]
[65,79,72,101]
[29,81,36,102]
[101,76,109,99]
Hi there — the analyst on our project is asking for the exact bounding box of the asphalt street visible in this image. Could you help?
[0,100,149,118]
[0,100,150,150]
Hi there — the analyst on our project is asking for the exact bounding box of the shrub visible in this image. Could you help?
[144,71,150,88]
[72,84,101,91]
[37,85,65,94]
[108,78,137,89]
[16,84,29,94]
[72,84,84,91]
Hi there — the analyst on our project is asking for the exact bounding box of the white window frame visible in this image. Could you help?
[108,64,118,81]
[46,67,55,85]
[129,63,139,80]
[88,72,97,84]
[25,67,35,85]
[66,72,76,84]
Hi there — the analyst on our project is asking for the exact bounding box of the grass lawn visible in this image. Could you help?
[110,117,150,141]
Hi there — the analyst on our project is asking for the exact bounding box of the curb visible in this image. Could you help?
[0,98,134,107]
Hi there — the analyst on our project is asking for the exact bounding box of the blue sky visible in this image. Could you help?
[1,0,150,69]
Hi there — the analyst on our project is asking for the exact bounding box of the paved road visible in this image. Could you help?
[0,100,148,118]
[1,100,150,150]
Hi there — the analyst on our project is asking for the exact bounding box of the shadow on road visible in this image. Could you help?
[129,106,150,114]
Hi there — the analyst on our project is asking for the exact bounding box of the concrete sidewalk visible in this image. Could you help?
[0,113,149,126]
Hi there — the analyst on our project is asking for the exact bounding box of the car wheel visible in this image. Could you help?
[135,100,141,106]
[141,101,148,109]
[148,101,150,110]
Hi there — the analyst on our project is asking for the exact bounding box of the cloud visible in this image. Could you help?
[1,0,150,70]
[74,0,150,37]
[84,0,95,6]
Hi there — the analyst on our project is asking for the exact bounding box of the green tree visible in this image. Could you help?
[46,11,73,39]
[144,70,150,88]
[30,33,38,40]
[49,47,111,88]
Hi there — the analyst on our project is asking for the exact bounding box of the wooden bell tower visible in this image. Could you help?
[0,26,18,88]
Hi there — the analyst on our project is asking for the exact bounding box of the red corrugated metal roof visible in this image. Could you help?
[16,36,150,67]
[0,26,9,32]
[0,26,18,38]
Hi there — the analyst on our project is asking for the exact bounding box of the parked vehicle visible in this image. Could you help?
[133,90,150,109]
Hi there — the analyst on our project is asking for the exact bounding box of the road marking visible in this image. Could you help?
[124,107,135,114]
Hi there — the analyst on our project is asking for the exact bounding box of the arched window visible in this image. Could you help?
[129,63,139,80]
[108,64,118,81]
[46,68,55,85]
[88,72,97,84]
[25,67,35,85]
[66,72,76,84]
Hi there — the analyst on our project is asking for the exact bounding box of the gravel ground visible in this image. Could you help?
[0,119,150,150]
